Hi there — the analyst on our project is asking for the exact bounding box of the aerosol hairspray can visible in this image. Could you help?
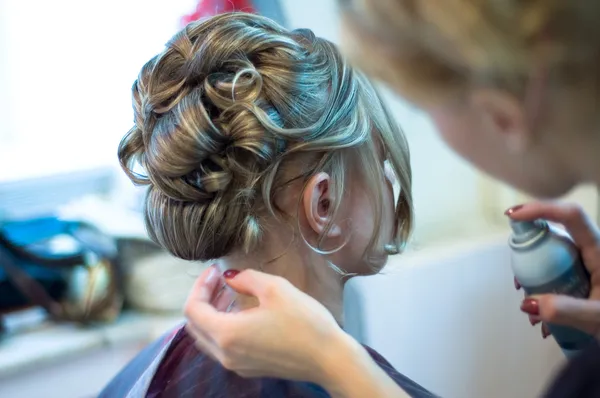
[509,218,595,358]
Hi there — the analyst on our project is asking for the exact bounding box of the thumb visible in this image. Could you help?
[537,294,600,335]
[225,269,289,301]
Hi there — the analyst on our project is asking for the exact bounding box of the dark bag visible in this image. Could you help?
[0,217,123,324]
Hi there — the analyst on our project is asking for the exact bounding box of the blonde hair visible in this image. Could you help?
[339,0,600,104]
[119,12,412,262]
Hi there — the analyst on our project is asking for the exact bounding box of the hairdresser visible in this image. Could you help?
[184,1,600,396]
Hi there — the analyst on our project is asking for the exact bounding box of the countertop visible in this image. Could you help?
[0,311,182,379]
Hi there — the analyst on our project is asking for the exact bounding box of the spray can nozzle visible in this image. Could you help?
[509,219,549,246]
[510,219,547,234]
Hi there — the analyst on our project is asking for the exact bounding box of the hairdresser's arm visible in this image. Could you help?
[320,332,411,398]
[184,267,410,398]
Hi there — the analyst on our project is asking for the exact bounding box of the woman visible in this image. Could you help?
[184,1,600,397]
[100,12,435,397]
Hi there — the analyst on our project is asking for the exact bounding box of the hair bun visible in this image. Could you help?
[117,13,414,263]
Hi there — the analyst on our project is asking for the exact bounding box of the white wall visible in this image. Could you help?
[0,0,197,181]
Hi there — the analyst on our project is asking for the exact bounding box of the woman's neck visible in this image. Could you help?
[215,230,346,325]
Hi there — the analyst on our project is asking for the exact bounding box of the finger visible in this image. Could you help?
[541,323,551,339]
[212,283,237,312]
[508,202,600,247]
[529,314,541,326]
[537,294,600,335]
[184,267,233,333]
[225,269,290,300]
[188,265,220,304]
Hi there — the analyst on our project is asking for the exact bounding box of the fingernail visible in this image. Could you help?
[514,277,521,290]
[505,204,524,216]
[223,269,240,279]
[521,298,540,315]
[542,324,551,339]
[529,315,541,326]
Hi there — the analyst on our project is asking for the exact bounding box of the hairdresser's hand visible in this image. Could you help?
[509,202,600,338]
[184,266,343,384]
[183,266,409,398]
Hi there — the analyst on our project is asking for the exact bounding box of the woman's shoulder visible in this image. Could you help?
[100,326,437,398]
[363,345,439,398]
[102,325,330,398]
[98,326,180,398]
[147,327,331,397]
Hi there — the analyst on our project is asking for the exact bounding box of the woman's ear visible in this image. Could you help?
[469,88,532,153]
[302,173,342,237]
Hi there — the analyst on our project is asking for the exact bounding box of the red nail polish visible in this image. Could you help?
[223,269,240,279]
[529,316,540,326]
[521,298,540,315]
[504,204,524,216]
[514,277,521,290]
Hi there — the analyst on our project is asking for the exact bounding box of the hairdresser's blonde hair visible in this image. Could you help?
[339,0,600,104]
[119,12,412,262]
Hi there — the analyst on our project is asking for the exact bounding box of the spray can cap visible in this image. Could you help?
[509,219,548,246]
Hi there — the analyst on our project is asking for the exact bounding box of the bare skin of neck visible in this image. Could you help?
[215,224,346,325]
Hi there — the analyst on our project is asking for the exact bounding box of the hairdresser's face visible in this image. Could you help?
[422,92,577,198]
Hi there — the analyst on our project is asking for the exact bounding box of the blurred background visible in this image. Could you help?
[0,1,597,397]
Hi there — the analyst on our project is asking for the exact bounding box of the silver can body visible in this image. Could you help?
[509,219,594,358]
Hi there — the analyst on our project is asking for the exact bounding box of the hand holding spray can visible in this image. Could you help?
[508,218,596,358]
